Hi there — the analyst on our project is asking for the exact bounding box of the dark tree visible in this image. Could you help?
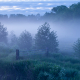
[35,22,59,56]
[70,2,80,18]
[18,30,33,51]
[10,31,18,49]
[52,5,68,13]
[51,5,72,20]
[0,23,8,43]
[73,39,80,56]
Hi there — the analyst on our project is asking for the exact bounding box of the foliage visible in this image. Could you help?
[73,38,80,56]
[0,23,8,43]
[9,31,18,49]
[0,60,33,80]
[0,58,79,80]
[18,30,33,51]
[33,62,78,80]
[52,5,68,14]
[35,22,59,55]
[0,42,12,58]
[70,2,80,18]
[1,2,80,22]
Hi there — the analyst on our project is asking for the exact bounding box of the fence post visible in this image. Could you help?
[16,49,19,60]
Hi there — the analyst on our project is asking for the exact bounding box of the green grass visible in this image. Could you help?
[18,52,80,71]
[0,60,79,80]
[0,51,80,80]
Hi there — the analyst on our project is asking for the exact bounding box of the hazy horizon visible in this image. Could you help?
[0,1,79,15]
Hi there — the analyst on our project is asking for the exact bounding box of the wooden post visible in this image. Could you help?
[45,48,49,57]
[16,49,19,60]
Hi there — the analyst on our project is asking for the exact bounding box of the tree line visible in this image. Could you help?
[0,2,80,56]
[0,21,80,56]
[0,22,58,56]
[0,2,80,23]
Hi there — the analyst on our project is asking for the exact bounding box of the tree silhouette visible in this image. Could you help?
[73,39,80,56]
[18,30,32,51]
[0,23,8,43]
[35,22,59,56]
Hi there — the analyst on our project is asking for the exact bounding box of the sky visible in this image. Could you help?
[0,0,79,15]
[0,0,79,52]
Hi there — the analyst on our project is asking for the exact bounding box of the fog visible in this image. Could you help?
[1,19,80,53]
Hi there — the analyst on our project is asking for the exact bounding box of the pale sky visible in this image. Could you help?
[0,0,79,15]
[0,0,79,2]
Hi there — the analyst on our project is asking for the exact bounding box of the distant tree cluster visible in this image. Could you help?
[0,22,59,55]
[1,2,80,55]
[0,23,8,43]
[0,2,80,23]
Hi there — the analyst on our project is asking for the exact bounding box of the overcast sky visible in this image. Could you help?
[0,0,79,15]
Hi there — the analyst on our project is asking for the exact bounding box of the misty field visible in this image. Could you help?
[0,49,79,80]
[0,1,80,80]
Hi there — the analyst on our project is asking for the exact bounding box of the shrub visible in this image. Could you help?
[0,60,33,80]
[73,38,80,57]
[0,60,79,80]
[33,62,52,80]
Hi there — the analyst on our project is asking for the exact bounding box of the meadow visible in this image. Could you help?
[0,49,80,80]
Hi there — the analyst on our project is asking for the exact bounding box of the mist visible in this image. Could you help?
[0,19,79,53]
[0,1,80,80]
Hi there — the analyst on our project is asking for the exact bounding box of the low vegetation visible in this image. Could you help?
[0,59,79,80]
[0,51,79,80]
[0,2,80,80]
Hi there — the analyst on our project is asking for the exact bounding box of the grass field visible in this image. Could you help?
[0,51,80,80]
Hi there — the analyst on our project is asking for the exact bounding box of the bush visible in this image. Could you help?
[0,42,12,58]
[37,71,52,80]
[73,38,80,57]
[0,60,79,80]
[64,69,78,80]
[33,62,52,80]
[59,68,78,80]
[51,65,61,80]
[0,60,33,80]
[34,63,79,80]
